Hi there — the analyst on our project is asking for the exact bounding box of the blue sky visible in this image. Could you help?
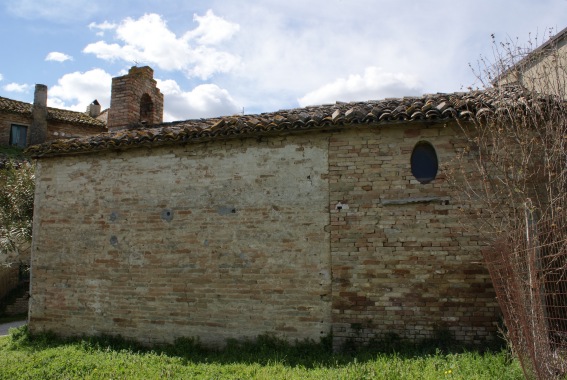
[0,0,566,122]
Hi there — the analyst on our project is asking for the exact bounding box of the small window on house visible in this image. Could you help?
[140,93,153,123]
[411,141,438,184]
[9,124,28,148]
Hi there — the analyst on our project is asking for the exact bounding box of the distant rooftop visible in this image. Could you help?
[0,96,105,128]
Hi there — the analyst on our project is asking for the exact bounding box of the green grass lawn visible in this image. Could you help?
[0,326,523,379]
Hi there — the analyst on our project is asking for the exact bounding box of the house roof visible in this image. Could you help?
[497,26,567,84]
[26,87,527,158]
[0,96,106,128]
[528,26,567,57]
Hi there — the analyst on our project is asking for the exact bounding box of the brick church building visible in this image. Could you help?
[24,65,504,349]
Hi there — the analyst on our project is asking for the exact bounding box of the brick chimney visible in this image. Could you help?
[107,66,164,130]
[30,84,48,145]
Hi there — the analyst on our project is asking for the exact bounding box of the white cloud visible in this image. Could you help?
[298,67,423,107]
[83,12,240,80]
[88,20,116,36]
[183,9,240,45]
[48,69,112,111]
[3,83,31,93]
[44,69,238,121]
[157,79,240,121]
[45,52,73,62]
[7,1,562,118]
[0,74,3,81]
[207,1,477,111]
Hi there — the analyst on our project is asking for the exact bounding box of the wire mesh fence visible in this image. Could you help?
[483,214,567,379]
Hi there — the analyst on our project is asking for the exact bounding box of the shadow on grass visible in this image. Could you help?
[6,325,508,369]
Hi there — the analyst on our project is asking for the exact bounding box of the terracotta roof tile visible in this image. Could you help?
[0,96,105,127]
[47,107,106,127]
[26,87,533,158]
[0,96,32,115]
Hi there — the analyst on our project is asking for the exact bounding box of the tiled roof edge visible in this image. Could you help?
[26,88,529,158]
[0,97,32,115]
[46,107,106,127]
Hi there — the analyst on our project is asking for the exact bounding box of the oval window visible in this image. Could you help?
[411,141,438,184]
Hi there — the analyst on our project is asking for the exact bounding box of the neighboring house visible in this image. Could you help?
[26,82,506,349]
[0,66,163,149]
[0,86,106,149]
[497,26,567,97]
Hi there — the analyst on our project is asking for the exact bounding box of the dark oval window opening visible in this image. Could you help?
[411,141,438,184]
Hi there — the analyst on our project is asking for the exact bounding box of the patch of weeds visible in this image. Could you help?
[0,328,524,379]
[344,329,506,359]
[80,333,146,352]
[218,333,333,367]
[365,332,411,354]
[0,146,27,162]
[165,336,208,359]
[340,337,359,355]
[8,324,30,346]
[11,326,62,351]
[415,329,461,354]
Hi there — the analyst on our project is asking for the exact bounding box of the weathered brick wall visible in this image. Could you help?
[29,121,500,348]
[329,123,498,348]
[47,121,105,141]
[29,134,331,346]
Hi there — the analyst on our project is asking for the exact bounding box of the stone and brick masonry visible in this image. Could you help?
[28,121,498,348]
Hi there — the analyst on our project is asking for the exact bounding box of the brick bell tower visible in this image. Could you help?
[107,66,164,131]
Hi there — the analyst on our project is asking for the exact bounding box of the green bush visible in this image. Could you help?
[0,160,35,260]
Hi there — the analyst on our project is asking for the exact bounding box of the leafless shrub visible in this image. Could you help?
[450,29,567,379]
